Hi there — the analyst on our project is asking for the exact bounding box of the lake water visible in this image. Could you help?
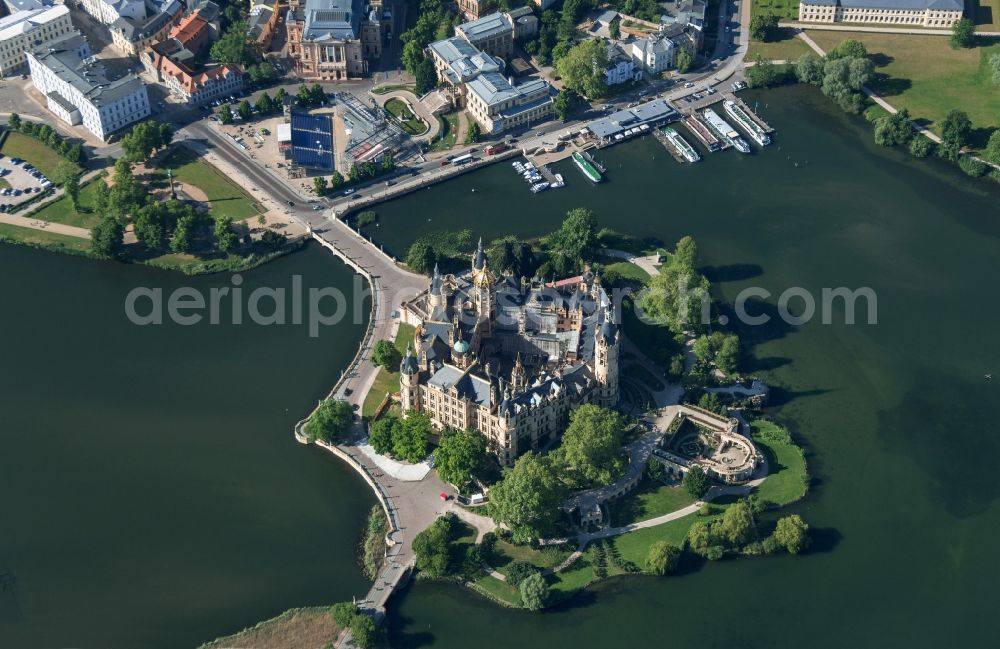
[2,82,999,648]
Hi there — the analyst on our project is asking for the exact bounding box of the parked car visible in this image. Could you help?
[684,82,695,88]
[343,188,355,196]
[286,200,295,207]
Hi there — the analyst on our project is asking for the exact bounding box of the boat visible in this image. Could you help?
[639,124,650,131]
[530,182,549,193]
[572,151,603,182]
[683,115,721,152]
[723,100,772,146]
[663,127,701,163]
[550,173,565,188]
[701,108,750,154]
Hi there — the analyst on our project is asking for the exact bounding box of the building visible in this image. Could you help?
[797,0,963,26]
[605,41,640,86]
[3,0,53,13]
[247,0,281,48]
[630,32,675,74]
[532,0,557,10]
[457,0,493,20]
[91,0,184,57]
[508,7,539,40]
[286,0,383,81]
[454,12,514,60]
[427,35,503,86]
[27,32,151,139]
[0,4,73,78]
[400,240,620,466]
[466,72,552,133]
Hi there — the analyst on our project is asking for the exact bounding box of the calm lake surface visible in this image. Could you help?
[369,85,1000,648]
[2,82,999,649]
[0,244,375,648]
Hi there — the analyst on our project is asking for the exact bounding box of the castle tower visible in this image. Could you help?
[399,344,421,413]
[428,263,445,310]
[594,308,620,407]
[470,237,495,336]
[511,352,527,394]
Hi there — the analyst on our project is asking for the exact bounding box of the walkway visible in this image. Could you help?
[371,89,440,142]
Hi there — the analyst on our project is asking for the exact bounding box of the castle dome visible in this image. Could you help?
[453,339,470,354]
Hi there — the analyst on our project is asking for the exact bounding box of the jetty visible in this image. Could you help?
[682,114,723,152]
[701,107,751,154]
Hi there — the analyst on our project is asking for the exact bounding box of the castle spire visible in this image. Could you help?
[473,236,485,271]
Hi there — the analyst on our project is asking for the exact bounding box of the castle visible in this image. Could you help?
[399,239,621,466]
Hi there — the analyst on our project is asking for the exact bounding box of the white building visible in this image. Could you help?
[27,33,151,140]
[0,4,73,77]
[798,0,963,26]
[465,73,552,134]
[78,0,145,25]
[630,33,675,75]
[605,41,640,86]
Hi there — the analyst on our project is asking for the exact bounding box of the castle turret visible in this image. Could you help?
[511,352,527,394]
[594,307,620,407]
[400,344,420,412]
[428,263,445,309]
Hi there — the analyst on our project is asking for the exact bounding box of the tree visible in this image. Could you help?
[682,465,710,498]
[219,103,233,124]
[748,13,779,41]
[393,411,431,462]
[91,217,124,258]
[745,56,789,89]
[260,229,287,251]
[64,175,81,210]
[414,57,438,96]
[609,19,620,40]
[556,38,608,99]
[8,112,20,130]
[950,17,975,49]
[214,215,238,253]
[303,398,353,443]
[874,108,914,147]
[773,514,809,554]
[519,571,549,611]
[909,135,935,158]
[985,130,1000,165]
[313,175,328,196]
[686,520,716,556]
[413,515,452,576]
[210,21,259,66]
[545,207,598,271]
[697,392,725,416]
[248,61,277,85]
[486,235,537,277]
[715,334,740,375]
[556,404,625,486]
[489,452,566,542]
[675,47,693,73]
[692,335,714,365]
[793,53,824,85]
[466,121,481,144]
[274,87,287,105]
[237,99,253,121]
[372,339,402,369]
[369,415,397,455]
[330,602,357,628]
[718,500,755,546]
[940,109,972,150]
[254,92,275,115]
[641,236,711,332]
[434,427,488,486]
[171,213,197,253]
[134,203,168,250]
[52,159,81,186]
[645,541,681,576]
[329,170,345,189]
[121,119,171,162]
[553,88,575,121]
[406,240,438,274]
[94,180,111,218]
[829,38,868,60]
[646,458,662,482]
[348,163,363,183]
[350,614,377,649]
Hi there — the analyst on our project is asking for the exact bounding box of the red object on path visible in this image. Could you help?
[439,492,448,501]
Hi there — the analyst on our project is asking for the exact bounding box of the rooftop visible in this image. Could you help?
[799,0,962,7]
[457,12,513,41]
[300,0,363,41]
[32,33,146,106]
[0,4,68,40]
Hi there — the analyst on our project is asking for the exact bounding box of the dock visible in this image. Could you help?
[724,94,775,134]
[653,127,695,163]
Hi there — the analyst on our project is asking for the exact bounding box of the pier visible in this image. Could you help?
[682,114,724,152]
[724,94,775,134]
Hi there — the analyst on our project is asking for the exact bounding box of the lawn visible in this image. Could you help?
[471,572,522,607]
[750,419,809,507]
[362,323,416,419]
[747,28,813,62]
[614,508,724,567]
[0,132,66,178]
[752,0,800,21]
[0,222,91,254]
[974,0,1000,29]
[489,539,570,574]
[806,31,1000,144]
[605,482,695,526]
[31,176,106,229]
[385,98,428,136]
[372,84,417,95]
[155,147,263,221]
[429,113,459,152]
[599,259,651,284]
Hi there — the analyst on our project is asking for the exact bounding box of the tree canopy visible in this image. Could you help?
[393,411,432,462]
[121,120,173,162]
[544,207,599,272]
[950,17,975,49]
[749,13,779,41]
[556,38,608,99]
[641,236,711,332]
[773,514,810,554]
[645,541,681,576]
[519,571,550,611]
[372,339,403,369]
[413,515,453,576]
[682,465,710,498]
[555,405,626,487]
[489,452,567,542]
[303,398,353,443]
[210,20,260,66]
[874,108,914,147]
[434,428,489,486]
[940,109,972,150]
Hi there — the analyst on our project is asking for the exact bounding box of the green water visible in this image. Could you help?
[0,244,375,649]
[369,85,1000,647]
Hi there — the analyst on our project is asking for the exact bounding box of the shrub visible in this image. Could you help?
[908,136,935,158]
[958,156,989,178]
[645,541,681,576]
[519,571,549,611]
[504,560,538,587]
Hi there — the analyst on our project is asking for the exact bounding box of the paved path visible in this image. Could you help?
[0,212,90,238]
[371,89,440,142]
[454,111,469,147]
[781,21,1000,37]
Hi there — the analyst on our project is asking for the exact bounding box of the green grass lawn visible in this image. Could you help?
[0,178,10,189]
[0,222,91,254]
[31,177,106,229]
[599,259,651,285]
[385,98,428,136]
[0,132,65,178]
[751,420,809,507]
[429,113,459,152]
[372,84,416,95]
[155,147,263,221]
[806,31,1000,145]
[747,28,813,62]
[752,0,800,20]
[362,323,417,419]
[489,540,570,574]
[471,572,522,607]
[614,508,724,567]
[605,482,696,527]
